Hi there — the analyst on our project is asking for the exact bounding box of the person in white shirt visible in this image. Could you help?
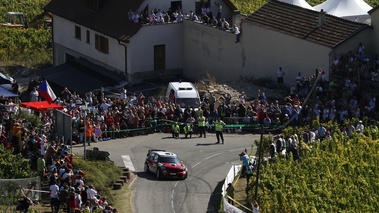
[252,200,260,213]
[232,24,240,34]
[177,12,183,23]
[87,185,98,205]
[132,13,139,24]
[100,100,111,112]
[277,67,285,85]
[30,87,39,102]
[49,180,60,212]
[119,87,127,100]
[356,120,364,133]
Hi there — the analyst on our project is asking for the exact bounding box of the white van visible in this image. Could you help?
[166,82,201,109]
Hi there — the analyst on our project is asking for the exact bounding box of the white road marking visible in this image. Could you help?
[121,155,136,172]
[171,189,176,213]
[171,200,176,213]
[192,162,201,168]
[171,181,179,213]
[205,153,221,160]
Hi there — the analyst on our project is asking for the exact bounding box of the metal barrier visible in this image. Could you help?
[96,117,271,137]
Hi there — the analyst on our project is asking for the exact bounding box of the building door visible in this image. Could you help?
[65,53,75,63]
[171,1,182,12]
[154,45,165,70]
[195,0,210,15]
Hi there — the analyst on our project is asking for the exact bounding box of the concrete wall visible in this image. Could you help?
[183,20,243,82]
[242,21,331,86]
[371,10,379,55]
[331,27,374,65]
[128,23,183,73]
[183,19,331,86]
[52,15,125,72]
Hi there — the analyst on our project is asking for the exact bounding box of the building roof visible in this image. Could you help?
[244,0,369,48]
[44,0,144,42]
[221,0,238,11]
[36,58,125,95]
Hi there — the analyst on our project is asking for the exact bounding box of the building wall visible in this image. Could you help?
[52,15,125,72]
[182,20,243,82]
[369,10,379,55]
[331,27,374,63]
[183,19,331,86]
[128,23,183,73]
[242,21,330,86]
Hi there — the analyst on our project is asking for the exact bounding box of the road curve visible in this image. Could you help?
[72,133,259,213]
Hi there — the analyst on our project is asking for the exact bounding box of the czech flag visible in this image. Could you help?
[38,80,57,104]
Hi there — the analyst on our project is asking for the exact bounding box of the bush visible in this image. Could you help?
[73,158,123,204]
[250,120,379,212]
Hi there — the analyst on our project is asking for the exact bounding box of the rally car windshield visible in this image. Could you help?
[159,156,181,163]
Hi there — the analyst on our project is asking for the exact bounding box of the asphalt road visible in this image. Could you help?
[72,132,260,213]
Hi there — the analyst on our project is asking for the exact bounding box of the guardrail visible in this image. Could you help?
[94,117,281,136]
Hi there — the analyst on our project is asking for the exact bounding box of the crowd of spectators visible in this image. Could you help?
[126,4,241,41]
[39,140,118,212]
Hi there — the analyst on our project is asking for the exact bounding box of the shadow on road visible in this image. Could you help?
[134,171,183,181]
[135,171,160,181]
[196,143,219,146]
[206,180,224,213]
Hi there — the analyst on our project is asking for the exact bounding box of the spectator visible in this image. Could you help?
[240,151,249,176]
[11,79,19,95]
[30,87,39,102]
[86,185,98,207]
[232,24,241,43]
[221,18,229,30]
[252,200,260,213]
[49,180,60,213]
[226,183,235,205]
[16,189,33,213]
[61,87,72,102]
[246,162,254,184]
[356,120,364,133]
[37,154,46,181]
[277,67,285,86]
[215,2,222,20]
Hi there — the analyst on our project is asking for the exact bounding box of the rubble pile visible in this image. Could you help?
[195,79,287,104]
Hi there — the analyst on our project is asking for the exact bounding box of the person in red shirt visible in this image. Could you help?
[105,112,115,139]
[85,121,94,146]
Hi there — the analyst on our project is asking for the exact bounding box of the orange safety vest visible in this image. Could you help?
[86,125,93,137]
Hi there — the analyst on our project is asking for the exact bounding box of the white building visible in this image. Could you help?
[44,0,237,89]
[44,0,374,91]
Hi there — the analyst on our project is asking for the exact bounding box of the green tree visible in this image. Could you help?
[0,144,34,179]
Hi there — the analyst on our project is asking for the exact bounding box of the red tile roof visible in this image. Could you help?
[244,0,370,48]
[44,0,144,42]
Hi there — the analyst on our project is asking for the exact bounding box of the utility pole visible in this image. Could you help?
[309,69,319,130]
[254,126,264,200]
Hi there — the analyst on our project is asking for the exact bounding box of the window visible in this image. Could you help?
[86,30,90,44]
[85,0,99,11]
[75,26,81,40]
[154,45,165,70]
[95,34,109,54]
